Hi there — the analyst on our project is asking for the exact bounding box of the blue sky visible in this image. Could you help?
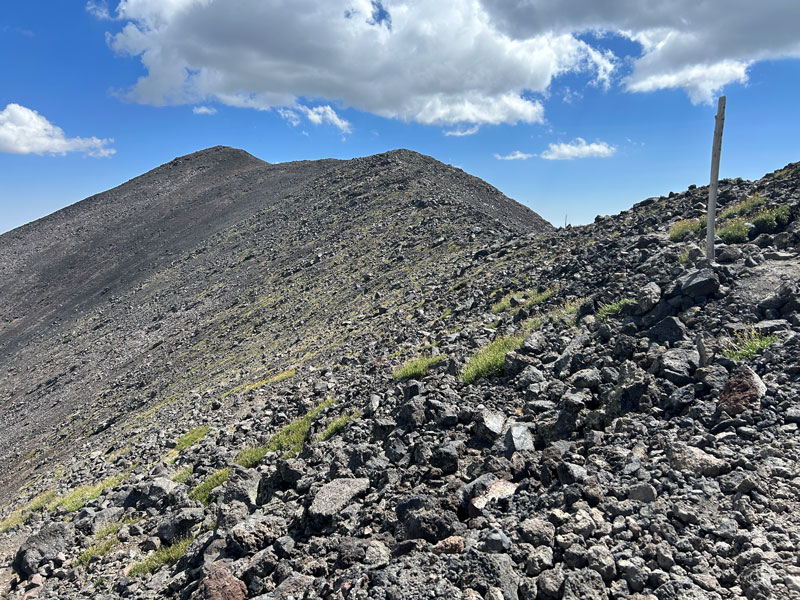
[2,1,799,234]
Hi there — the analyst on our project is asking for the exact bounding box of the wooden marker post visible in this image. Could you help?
[706,96,726,260]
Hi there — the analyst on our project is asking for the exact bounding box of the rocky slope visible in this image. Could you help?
[1,151,799,600]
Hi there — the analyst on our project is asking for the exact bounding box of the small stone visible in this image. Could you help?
[562,568,608,600]
[667,442,730,476]
[474,409,506,441]
[587,545,616,582]
[525,546,554,576]
[482,529,511,553]
[468,479,517,517]
[638,282,661,313]
[678,268,719,298]
[431,535,465,555]
[628,483,657,503]
[570,368,602,391]
[505,423,534,453]
[308,478,369,522]
[537,567,565,600]
[648,316,688,343]
[518,518,556,547]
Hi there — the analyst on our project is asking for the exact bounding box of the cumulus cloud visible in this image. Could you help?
[90,0,800,129]
[0,104,115,157]
[540,138,615,160]
[494,150,534,160]
[192,105,217,115]
[97,0,613,127]
[481,0,800,104]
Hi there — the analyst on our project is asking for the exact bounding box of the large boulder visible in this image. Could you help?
[13,522,74,578]
[122,477,186,510]
[677,268,719,299]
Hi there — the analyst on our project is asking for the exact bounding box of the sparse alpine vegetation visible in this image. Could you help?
[393,355,443,380]
[722,328,778,360]
[173,425,210,452]
[129,537,195,577]
[718,218,749,244]
[669,218,704,242]
[462,335,523,384]
[597,298,636,322]
[188,468,230,505]
[1,150,799,600]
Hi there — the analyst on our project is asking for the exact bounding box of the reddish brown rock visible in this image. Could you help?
[431,535,465,555]
[718,365,766,416]
[192,566,247,600]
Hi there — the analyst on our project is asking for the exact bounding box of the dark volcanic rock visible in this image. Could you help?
[1,151,799,600]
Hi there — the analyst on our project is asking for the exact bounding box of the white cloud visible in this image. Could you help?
[494,150,534,160]
[192,105,217,115]
[85,0,113,20]
[0,104,115,157]
[444,125,480,137]
[90,0,800,123]
[481,0,800,104]
[98,0,613,126]
[300,105,351,134]
[278,108,301,126]
[540,138,615,160]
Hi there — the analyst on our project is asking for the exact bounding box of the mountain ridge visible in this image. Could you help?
[1,149,799,600]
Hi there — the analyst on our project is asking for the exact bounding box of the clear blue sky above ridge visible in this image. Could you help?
[1,1,799,234]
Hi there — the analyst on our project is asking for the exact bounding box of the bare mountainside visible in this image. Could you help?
[1,150,800,600]
[0,146,551,497]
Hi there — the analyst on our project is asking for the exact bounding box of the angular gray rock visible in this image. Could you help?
[308,478,370,522]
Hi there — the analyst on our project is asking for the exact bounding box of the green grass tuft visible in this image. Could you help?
[48,474,126,513]
[491,286,558,314]
[318,411,362,442]
[720,195,765,219]
[129,537,194,577]
[28,490,57,512]
[188,468,230,505]
[597,298,636,322]
[94,516,143,540]
[491,291,517,314]
[0,510,25,534]
[718,219,749,244]
[234,446,269,469]
[171,465,194,484]
[242,369,297,393]
[78,537,119,567]
[669,218,704,242]
[174,426,210,452]
[462,335,524,384]
[236,396,338,466]
[0,490,59,533]
[722,328,778,360]
[266,397,336,457]
[393,355,443,380]
[522,286,558,308]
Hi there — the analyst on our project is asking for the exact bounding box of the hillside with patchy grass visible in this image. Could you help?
[1,152,800,600]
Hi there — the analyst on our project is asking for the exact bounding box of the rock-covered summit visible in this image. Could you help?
[1,151,799,600]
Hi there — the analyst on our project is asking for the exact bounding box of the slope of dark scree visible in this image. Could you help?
[1,154,799,600]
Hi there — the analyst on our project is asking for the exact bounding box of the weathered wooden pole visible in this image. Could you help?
[706,96,726,259]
